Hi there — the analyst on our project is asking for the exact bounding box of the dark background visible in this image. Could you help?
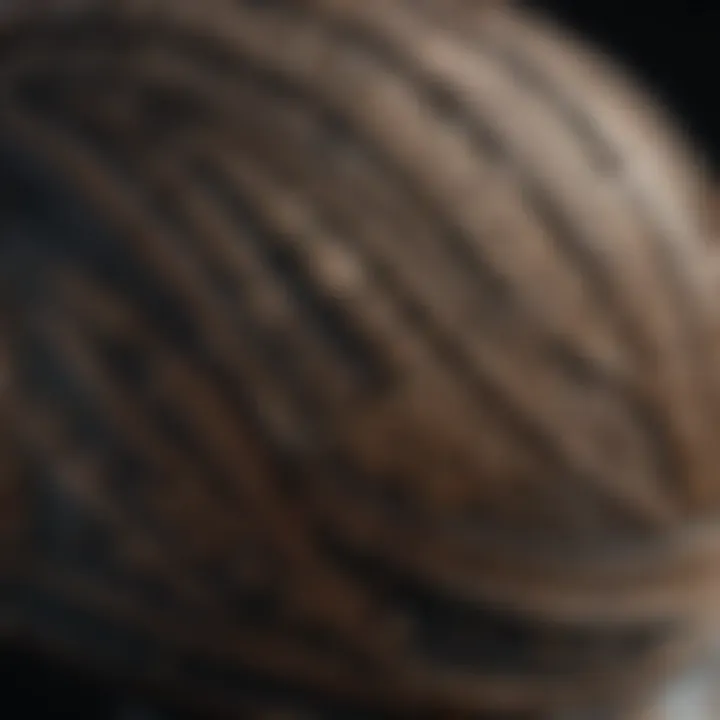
[524,0,720,169]
[1,2,718,718]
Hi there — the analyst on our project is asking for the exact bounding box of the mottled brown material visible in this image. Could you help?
[0,1,719,718]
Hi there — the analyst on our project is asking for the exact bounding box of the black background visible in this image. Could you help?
[524,0,720,169]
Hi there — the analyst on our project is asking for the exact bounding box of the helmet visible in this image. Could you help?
[0,1,718,717]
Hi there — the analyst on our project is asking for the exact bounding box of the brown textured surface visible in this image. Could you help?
[0,1,719,718]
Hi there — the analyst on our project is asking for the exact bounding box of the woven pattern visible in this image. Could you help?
[0,2,719,717]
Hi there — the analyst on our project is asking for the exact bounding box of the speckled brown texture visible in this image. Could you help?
[0,1,719,718]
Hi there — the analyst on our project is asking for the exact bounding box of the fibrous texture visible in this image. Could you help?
[0,2,719,718]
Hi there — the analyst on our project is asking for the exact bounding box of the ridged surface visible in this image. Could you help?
[0,1,719,718]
